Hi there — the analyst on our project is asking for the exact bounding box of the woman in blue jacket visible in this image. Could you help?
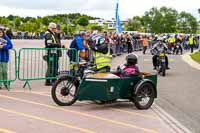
[0,28,13,89]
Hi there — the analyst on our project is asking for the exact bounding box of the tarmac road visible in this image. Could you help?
[136,51,200,133]
[0,40,198,133]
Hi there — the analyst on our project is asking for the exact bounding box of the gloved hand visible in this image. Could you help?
[117,66,122,73]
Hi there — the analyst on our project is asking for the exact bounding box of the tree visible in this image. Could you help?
[22,16,33,23]
[0,17,10,27]
[124,16,143,31]
[88,24,103,31]
[143,6,178,33]
[177,11,198,33]
[62,24,75,35]
[14,16,21,30]
[7,15,15,21]
[77,16,89,27]
[42,17,50,26]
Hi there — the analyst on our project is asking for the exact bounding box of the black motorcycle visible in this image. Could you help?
[174,42,182,55]
[156,50,167,76]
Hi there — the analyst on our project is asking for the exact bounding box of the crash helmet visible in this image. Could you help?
[92,34,108,54]
[126,54,138,66]
[91,34,105,46]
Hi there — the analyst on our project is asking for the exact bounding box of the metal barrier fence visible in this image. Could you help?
[0,49,17,90]
[18,48,78,89]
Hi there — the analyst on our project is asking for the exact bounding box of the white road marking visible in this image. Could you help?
[153,104,192,133]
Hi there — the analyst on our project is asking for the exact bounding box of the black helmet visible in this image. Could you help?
[96,43,108,54]
[126,54,138,65]
[91,35,108,54]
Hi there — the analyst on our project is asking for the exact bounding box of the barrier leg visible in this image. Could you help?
[6,81,11,91]
[23,80,31,90]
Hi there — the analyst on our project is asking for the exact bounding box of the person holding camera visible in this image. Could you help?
[0,27,13,89]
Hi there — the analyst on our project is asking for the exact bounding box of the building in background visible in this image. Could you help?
[89,18,127,30]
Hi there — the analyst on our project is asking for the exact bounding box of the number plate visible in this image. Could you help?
[159,52,165,57]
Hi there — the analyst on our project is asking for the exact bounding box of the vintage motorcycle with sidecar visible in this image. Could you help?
[51,61,157,110]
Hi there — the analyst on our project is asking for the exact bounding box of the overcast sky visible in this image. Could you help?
[0,0,199,20]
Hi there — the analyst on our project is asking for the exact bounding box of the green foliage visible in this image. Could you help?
[177,11,198,33]
[14,16,21,29]
[62,24,75,35]
[191,52,200,64]
[142,6,178,33]
[124,16,143,31]
[88,24,103,31]
[7,15,15,21]
[42,17,49,26]
[77,16,89,27]
[0,10,197,34]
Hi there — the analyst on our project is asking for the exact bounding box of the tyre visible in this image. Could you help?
[51,76,79,106]
[134,82,155,110]
[161,63,166,76]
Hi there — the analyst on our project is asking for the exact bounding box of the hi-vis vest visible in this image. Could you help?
[189,37,194,45]
[45,31,57,44]
[168,37,175,43]
[45,31,58,54]
[93,52,111,70]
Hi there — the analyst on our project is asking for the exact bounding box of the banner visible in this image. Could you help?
[115,0,122,33]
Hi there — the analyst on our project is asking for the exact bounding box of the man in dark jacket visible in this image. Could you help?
[44,22,61,86]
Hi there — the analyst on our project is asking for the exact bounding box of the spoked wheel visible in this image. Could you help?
[134,83,155,110]
[51,76,79,106]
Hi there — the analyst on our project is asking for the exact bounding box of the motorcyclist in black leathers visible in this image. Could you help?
[152,37,170,70]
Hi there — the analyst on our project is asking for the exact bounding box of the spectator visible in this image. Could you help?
[5,28,13,40]
[44,22,61,86]
[0,27,13,89]
[126,34,132,53]
[68,33,86,62]
[56,24,61,44]
[142,35,149,54]
[188,35,195,53]
[198,36,200,51]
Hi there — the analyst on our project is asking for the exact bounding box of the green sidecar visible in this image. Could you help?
[51,72,157,110]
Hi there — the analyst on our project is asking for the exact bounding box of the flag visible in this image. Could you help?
[115,0,122,33]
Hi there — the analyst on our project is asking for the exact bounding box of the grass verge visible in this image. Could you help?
[191,51,200,64]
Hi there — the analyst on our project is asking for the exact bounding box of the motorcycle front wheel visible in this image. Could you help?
[51,76,79,106]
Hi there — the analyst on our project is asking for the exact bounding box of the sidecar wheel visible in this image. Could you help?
[51,76,79,106]
[134,82,155,110]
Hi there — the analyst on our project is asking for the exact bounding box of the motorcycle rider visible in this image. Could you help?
[174,35,183,54]
[152,37,170,70]
[90,35,111,72]
[168,34,175,53]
